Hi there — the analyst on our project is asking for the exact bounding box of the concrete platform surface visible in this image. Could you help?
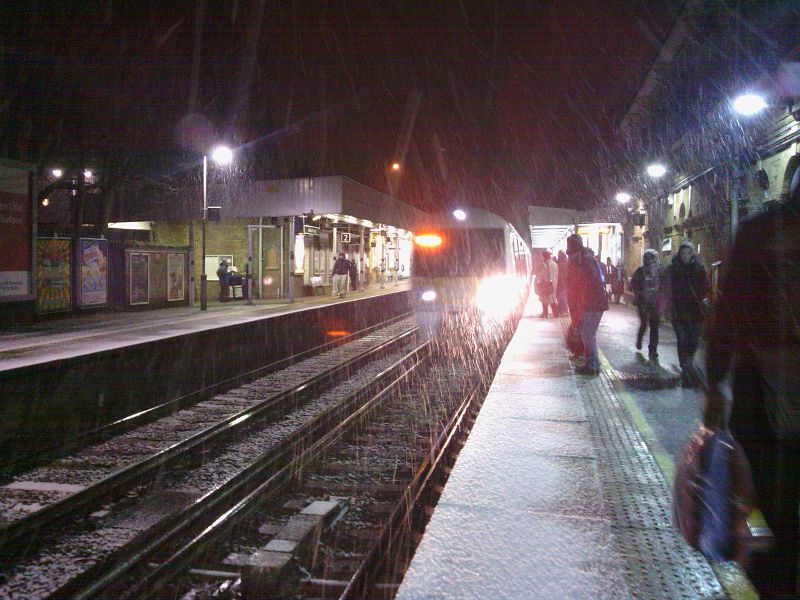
[0,282,409,371]
[396,297,725,600]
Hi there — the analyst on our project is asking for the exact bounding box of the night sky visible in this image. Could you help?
[1,1,678,219]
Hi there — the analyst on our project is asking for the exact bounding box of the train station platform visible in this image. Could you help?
[397,298,750,599]
[0,282,410,372]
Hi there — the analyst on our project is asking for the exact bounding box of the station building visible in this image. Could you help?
[121,176,425,301]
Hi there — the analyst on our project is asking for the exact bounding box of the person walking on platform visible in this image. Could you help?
[704,199,800,599]
[631,249,664,360]
[348,258,359,291]
[665,241,708,387]
[556,250,569,316]
[612,260,626,304]
[566,234,608,376]
[332,252,351,298]
[216,259,230,302]
[536,251,559,318]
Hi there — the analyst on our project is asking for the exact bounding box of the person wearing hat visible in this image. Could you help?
[216,259,230,302]
[565,234,609,376]
[665,240,709,386]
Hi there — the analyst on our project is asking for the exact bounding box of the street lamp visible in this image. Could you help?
[647,163,667,178]
[390,162,401,172]
[732,93,767,116]
[452,208,467,221]
[200,144,233,311]
[615,192,632,204]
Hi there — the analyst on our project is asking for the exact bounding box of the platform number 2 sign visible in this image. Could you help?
[341,233,351,243]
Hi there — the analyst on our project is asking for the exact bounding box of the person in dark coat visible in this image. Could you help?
[349,258,359,291]
[630,249,663,359]
[216,259,230,302]
[332,253,351,298]
[566,234,609,376]
[704,200,800,598]
[556,250,569,316]
[665,240,709,386]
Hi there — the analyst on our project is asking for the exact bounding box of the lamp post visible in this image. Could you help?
[200,145,233,311]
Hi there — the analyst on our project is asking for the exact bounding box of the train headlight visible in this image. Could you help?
[476,275,522,319]
[421,290,437,302]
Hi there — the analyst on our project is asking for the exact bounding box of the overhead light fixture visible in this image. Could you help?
[647,164,667,178]
[51,168,63,178]
[452,208,467,221]
[615,192,632,204]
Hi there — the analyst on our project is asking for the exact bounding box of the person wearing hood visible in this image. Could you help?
[665,240,709,386]
[332,253,351,298]
[630,249,664,359]
[565,234,609,376]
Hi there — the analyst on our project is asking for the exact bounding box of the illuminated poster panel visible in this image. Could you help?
[167,253,185,302]
[78,238,108,307]
[129,253,150,305]
[36,238,72,313]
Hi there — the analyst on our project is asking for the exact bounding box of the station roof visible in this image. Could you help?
[119,176,427,231]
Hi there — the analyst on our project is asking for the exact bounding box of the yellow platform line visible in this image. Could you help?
[597,348,758,600]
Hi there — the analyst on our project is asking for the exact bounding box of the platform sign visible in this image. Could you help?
[36,238,72,313]
[341,232,351,243]
[167,253,185,302]
[129,252,150,305]
[78,238,108,308]
[0,162,34,301]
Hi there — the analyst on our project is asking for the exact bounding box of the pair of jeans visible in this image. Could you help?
[636,304,660,354]
[579,311,603,371]
[672,320,702,370]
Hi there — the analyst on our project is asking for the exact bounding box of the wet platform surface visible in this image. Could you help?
[397,298,728,599]
[0,282,409,371]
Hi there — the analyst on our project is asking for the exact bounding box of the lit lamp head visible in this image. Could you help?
[647,164,667,179]
[732,93,767,116]
[211,145,233,166]
[615,192,632,204]
[452,208,467,221]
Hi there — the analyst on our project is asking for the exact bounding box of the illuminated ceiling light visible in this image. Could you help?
[211,145,233,166]
[51,168,63,178]
[452,208,467,221]
[41,198,50,207]
[414,234,443,248]
[647,164,667,178]
[732,93,767,116]
[83,169,93,179]
[421,290,437,302]
[615,192,632,204]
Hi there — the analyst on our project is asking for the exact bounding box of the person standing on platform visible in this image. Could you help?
[612,261,626,304]
[348,258,359,291]
[556,250,569,316]
[536,251,559,318]
[704,199,800,599]
[566,234,609,376]
[630,249,663,360]
[332,252,351,298]
[665,241,708,386]
[216,259,230,302]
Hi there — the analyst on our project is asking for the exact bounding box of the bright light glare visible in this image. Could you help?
[414,234,443,248]
[647,164,667,178]
[732,93,767,116]
[421,290,437,302]
[475,275,523,320]
[211,145,233,166]
[41,198,50,207]
[391,162,401,171]
[452,209,467,221]
[83,170,93,179]
[263,276,273,286]
[51,168,63,178]
[615,192,632,203]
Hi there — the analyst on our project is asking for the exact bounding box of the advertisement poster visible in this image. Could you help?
[0,164,33,300]
[129,253,150,305]
[36,238,71,313]
[150,252,167,300]
[167,253,185,302]
[78,238,108,307]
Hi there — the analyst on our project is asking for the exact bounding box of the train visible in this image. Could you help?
[411,207,532,341]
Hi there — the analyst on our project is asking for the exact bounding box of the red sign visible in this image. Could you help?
[0,164,33,299]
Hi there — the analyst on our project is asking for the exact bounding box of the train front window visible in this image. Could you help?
[413,229,505,277]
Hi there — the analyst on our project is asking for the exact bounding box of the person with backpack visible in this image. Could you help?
[332,252,351,298]
[630,249,664,359]
[705,200,800,598]
[565,234,609,376]
[665,240,709,386]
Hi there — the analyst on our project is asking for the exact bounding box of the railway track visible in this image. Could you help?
[0,318,419,599]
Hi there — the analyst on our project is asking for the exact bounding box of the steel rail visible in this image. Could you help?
[61,341,430,600]
[339,370,485,599]
[0,312,413,479]
[0,325,417,564]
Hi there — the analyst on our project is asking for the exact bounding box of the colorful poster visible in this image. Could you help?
[167,253,185,301]
[129,253,150,305]
[36,238,71,313]
[78,238,108,307]
[0,164,33,300]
